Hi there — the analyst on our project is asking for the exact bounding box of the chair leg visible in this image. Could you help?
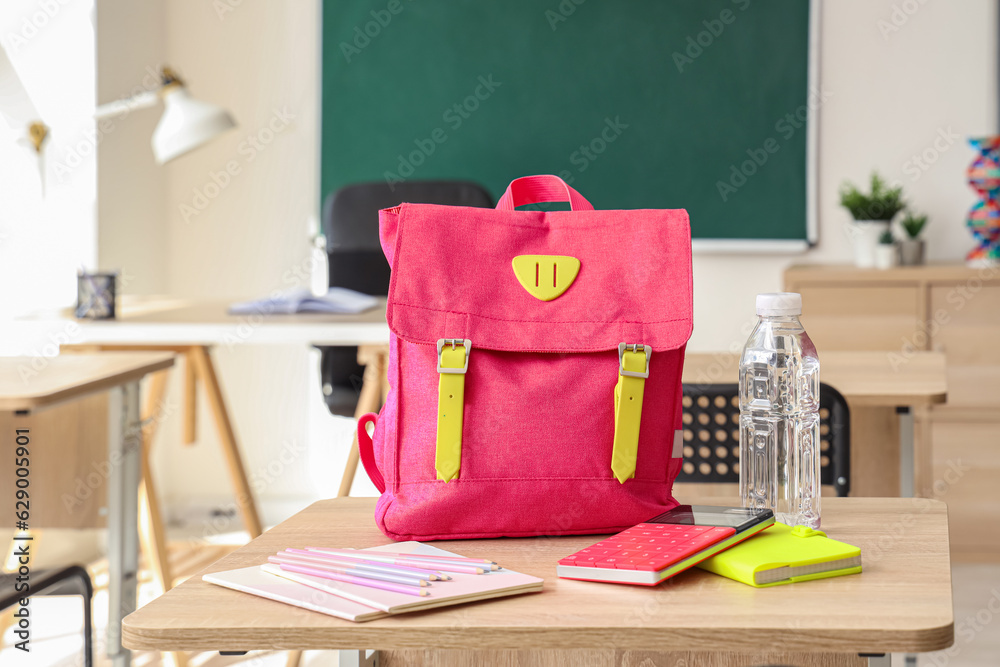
[337,347,386,498]
[284,649,303,667]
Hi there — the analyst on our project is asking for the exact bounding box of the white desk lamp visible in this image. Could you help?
[95,66,236,164]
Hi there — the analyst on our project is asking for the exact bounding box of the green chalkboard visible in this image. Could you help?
[321,0,813,242]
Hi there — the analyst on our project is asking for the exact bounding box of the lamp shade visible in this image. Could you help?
[151,86,235,164]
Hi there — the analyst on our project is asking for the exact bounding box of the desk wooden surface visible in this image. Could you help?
[683,350,947,407]
[0,351,175,411]
[123,497,953,655]
[18,295,391,346]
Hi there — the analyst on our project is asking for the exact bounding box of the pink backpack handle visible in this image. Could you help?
[495,175,594,211]
[357,413,385,493]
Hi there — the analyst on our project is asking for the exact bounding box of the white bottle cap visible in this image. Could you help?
[756,292,802,316]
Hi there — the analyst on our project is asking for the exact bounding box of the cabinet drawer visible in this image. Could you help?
[930,285,1000,407]
[930,418,1000,559]
[797,286,921,351]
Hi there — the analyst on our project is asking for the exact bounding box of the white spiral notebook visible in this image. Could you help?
[203,541,543,622]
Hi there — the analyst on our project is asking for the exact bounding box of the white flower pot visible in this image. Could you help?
[874,244,898,270]
[848,220,891,268]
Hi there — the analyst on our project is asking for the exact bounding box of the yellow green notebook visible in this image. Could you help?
[696,523,862,587]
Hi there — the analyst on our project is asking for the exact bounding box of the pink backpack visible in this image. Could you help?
[357,175,693,540]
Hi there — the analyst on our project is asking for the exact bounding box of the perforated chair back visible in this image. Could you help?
[675,382,850,497]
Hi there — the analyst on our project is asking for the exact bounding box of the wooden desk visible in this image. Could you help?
[122,497,953,667]
[0,352,175,667]
[682,351,947,498]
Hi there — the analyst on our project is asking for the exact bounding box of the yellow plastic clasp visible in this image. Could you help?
[611,343,651,483]
[435,339,471,482]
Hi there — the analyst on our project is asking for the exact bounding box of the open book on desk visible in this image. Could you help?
[204,541,543,622]
[228,287,378,315]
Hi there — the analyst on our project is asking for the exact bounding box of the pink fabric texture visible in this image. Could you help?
[361,176,693,541]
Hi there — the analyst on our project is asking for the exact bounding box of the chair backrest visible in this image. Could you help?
[675,382,851,497]
[321,180,494,294]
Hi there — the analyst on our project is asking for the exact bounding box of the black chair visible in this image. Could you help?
[318,180,493,416]
[675,382,851,497]
[1,565,93,667]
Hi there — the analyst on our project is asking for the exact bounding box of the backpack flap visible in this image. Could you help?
[381,203,693,353]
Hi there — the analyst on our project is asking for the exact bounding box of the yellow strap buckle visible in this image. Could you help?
[612,343,651,483]
[435,339,471,482]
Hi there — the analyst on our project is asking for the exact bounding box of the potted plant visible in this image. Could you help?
[839,172,906,268]
[899,211,928,266]
[874,230,898,269]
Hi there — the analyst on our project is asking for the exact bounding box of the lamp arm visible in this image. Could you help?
[94,90,159,120]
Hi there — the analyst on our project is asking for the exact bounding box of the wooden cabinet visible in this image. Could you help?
[785,264,1000,561]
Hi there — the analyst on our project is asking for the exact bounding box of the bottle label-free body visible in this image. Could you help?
[739,348,820,527]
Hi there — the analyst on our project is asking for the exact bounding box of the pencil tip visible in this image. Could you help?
[420,590,430,596]
[490,565,500,571]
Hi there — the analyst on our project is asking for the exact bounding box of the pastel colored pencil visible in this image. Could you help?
[276,563,429,597]
[329,550,498,566]
[267,555,429,587]
[286,548,450,580]
[306,548,487,574]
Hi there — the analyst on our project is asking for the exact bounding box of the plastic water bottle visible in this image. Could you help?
[739,293,821,528]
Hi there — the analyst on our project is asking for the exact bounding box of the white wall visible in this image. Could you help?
[95,0,167,294]
[90,0,997,522]
[689,0,998,353]
[0,0,97,323]
[155,0,366,525]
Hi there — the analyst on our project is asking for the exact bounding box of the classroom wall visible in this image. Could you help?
[95,0,168,294]
[0,0,97,323]
[691,0,997,354]
[92,0,998,520]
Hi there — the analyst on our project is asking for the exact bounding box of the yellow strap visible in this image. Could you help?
[435,344,468,482]
[611,348,648,483]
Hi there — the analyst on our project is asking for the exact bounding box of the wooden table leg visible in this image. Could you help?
[849,405,901,497]
[183,352,197,445]
[187,345,263,537]
[337,346,387,498]
[138,370,172,594]
[912,406,934,498]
